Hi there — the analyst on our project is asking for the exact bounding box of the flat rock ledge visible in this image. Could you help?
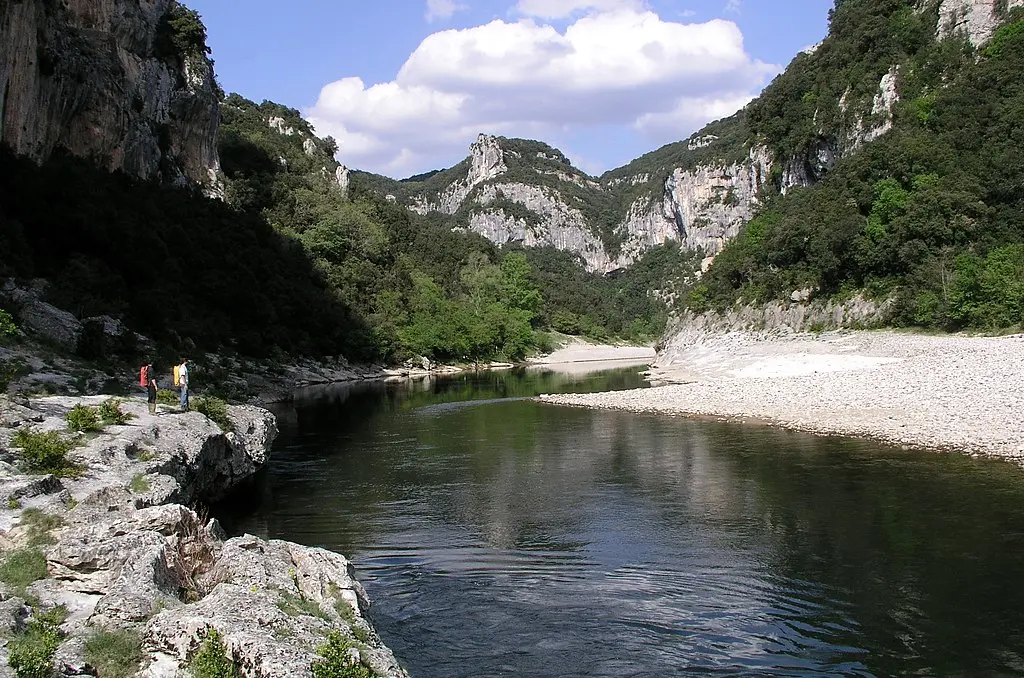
[0,395,408,677]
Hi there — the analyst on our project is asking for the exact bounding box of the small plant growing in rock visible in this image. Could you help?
[7,606,67,678]
[276,590,330,621]
[194,396,233,432]
[334,598,372,645]
[157,389,180,406]
[99,398,134,425]
[189,627,240,678]
[66,404,101,432]
[311,631,375,678]
[18,508,64,546]
[129,473,151,494]
[84,628,143,678]
[0,307,17,340]
[11,428,82,477]
[0,548,48,593]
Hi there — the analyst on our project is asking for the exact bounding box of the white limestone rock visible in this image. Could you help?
[938,0,1024,46]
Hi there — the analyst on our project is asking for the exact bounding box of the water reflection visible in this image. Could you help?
[220,367,1024,677]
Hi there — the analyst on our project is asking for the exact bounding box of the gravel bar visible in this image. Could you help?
[538,331,1024,462]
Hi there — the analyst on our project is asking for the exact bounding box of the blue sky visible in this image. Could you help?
[186,1,832,178]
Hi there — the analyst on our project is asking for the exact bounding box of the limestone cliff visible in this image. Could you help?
[0,0,222,193]
[937,0,1024,44]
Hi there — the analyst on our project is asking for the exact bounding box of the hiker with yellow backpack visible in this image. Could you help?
[173,359,190,412]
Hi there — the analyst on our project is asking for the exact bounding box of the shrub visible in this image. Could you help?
[84,629,143,678]
[190,628,240,678]
[194,396,232,432]
[0,548,48,593]
[10,428,81,477]
[7,607,66,678]
[157,389,180,406]
[66,404,101,432]
[99,398,134,425]
[0,307,16,339]
[311,632,375,678]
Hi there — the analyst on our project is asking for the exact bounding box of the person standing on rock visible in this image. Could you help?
[145,362,159,415]
[178,358,190,412]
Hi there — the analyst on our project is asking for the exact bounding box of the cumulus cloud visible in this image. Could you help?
[425,0,463,22]
[307,7,776,177]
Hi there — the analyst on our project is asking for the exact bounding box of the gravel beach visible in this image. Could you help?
[539,331,1024,461]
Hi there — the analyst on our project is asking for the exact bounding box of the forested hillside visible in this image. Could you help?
[0,88,684,365]
[689,0,1024,331]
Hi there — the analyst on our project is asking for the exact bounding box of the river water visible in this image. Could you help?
[220,366,1024,677]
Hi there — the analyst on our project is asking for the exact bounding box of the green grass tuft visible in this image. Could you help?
[128,473,151,494]
[276,591,330,621]
[0,548,48,593]
[84,628,143,678]
[18,508,64,547]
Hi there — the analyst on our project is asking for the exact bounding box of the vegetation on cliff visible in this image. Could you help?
[0,87,675,367]
[687,1,1024,331]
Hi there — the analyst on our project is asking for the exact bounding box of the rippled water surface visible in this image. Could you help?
[220,367,1024,677]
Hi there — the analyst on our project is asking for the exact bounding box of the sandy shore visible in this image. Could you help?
[539,331,1024,461]
[528,338,656,364]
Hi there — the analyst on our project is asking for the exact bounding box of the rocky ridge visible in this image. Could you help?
[0,395,408,677]
[0,0,222,193]
[360,57,903,273]
[357,0,1018,274]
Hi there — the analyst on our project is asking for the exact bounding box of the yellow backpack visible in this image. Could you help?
[173,364,181,387]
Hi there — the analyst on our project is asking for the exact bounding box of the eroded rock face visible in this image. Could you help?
[657,294,891,368]
[0,0,222,191]
[938,0,1024,45]
[618,145,775,264]
[469,183,611,271]
[0,396,409,677]
[410,133,508,215]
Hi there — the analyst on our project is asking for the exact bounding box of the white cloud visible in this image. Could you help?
[308,7,776,177]
[425,0,463,22]
[724,0,742,13]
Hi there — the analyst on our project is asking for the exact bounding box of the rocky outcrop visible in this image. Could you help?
[618,145,775,263]
[468,183,611,271]
[410,134,507,215]
[0,0,222,192]
[938,0,1024,45]
[1,278,147,356]
[0,396,408,677]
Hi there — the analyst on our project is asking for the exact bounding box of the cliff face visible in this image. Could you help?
[938,0,1024,44]
[0,0,222,193]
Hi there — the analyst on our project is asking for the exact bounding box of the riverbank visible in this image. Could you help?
[539,330,1024,461]
[0,394,408,677]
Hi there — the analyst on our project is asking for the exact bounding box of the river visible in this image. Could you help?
[219,365,1024,677]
